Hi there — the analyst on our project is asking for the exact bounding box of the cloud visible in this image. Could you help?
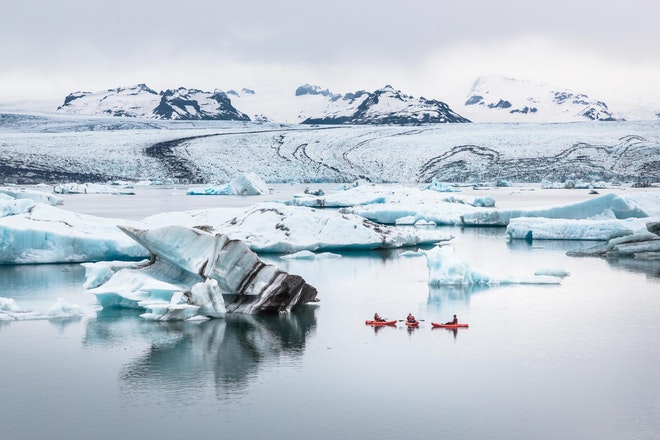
[1,0,659,105]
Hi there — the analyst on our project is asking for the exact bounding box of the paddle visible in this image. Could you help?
[398,319,425,322]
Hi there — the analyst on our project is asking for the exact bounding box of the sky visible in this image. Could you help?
[1,0,659,109]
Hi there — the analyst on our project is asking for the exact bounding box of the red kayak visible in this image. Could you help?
[431,322,469,328]
[405,320,420,328]
[365,320,397,326]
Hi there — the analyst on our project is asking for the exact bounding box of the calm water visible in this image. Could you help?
[1,188,659,440]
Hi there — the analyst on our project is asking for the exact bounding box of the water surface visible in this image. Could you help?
[1,189,659,440]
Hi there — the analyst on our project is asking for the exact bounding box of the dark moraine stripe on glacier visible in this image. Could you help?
[417,135,660,183]
[144,134,218,183]
[144,126,344,184]
[0,161,110,185]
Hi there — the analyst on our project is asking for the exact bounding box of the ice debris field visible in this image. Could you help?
[1,178,659,321]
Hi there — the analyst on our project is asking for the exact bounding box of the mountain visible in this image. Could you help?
[460,76,622,122]
[57,84,250,121]
[299,85,471,124]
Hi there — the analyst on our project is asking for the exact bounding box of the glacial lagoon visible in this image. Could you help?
[1,185,659,440]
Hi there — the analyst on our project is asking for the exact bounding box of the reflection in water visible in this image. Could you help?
[427,284,491,306]
[84,306,317,399]
[605,257,660,279]
[0,264,86,298]
[507,238,598,252]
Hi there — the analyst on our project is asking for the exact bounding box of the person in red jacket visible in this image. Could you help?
[406,313,417,323]
[374,312,386,322]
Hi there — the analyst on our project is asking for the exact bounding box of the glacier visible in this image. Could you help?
[2,114,658,185]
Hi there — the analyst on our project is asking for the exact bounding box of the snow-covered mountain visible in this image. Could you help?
[55,83,470,125]
[298,85,470,124]
[57,84,250,121]
[459,76,623,123]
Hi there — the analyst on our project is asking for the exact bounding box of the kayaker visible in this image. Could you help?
[407,313,417,323]
[445,314,458,325]
[374,312,386,322]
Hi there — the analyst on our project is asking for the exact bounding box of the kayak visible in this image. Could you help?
[405,320,420,328]
[365,320,397,326]
[431,322,469,328]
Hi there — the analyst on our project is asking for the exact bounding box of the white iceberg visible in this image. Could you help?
[212,202,452,252]
[0,197,451,264]
[53,182,135,195]
[0,296,84,321]
[187,173,270,196]
[424,245,562,286]
[1,197,35,218]
[0,187,61,206]
[288,184,489,215]
[0,203,148,264]
[280,250,342,260]
[81,259,151,288]
[423,180,461,192]
[505,217,644,241]
[462,193,658,226]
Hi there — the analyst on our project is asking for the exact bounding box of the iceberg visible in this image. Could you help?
[287,184,490,215]
[461,193,656,226]
[1,197,35,218]
[204,202,452,252]
[423,179,461,192]
[89,225,319,319]
[0,187,61,206]
[505,217,643,241]
[53,182,135,195]
[567,222,660,259]
[187,173,270,196]
[0,203,148,264]
[0,296,84,321]
[0,195,451,264]
[424,245,562,286]
[280,250,342,260]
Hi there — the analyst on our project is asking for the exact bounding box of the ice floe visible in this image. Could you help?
[424,245,563,286]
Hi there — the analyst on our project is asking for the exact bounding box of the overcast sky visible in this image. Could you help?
[1,0,659,107]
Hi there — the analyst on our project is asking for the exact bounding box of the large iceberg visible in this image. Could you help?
[144,202,453,253]
[0,195,451,264]
[0,203,148,264]
[0,186,61,206]
[505,217,646,241]
[461,193,656,226]
[88,225,319,319]
[424,245,563,286]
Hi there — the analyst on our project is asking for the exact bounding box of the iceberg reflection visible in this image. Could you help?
[85,306,317,398]
[427,284,491,306]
